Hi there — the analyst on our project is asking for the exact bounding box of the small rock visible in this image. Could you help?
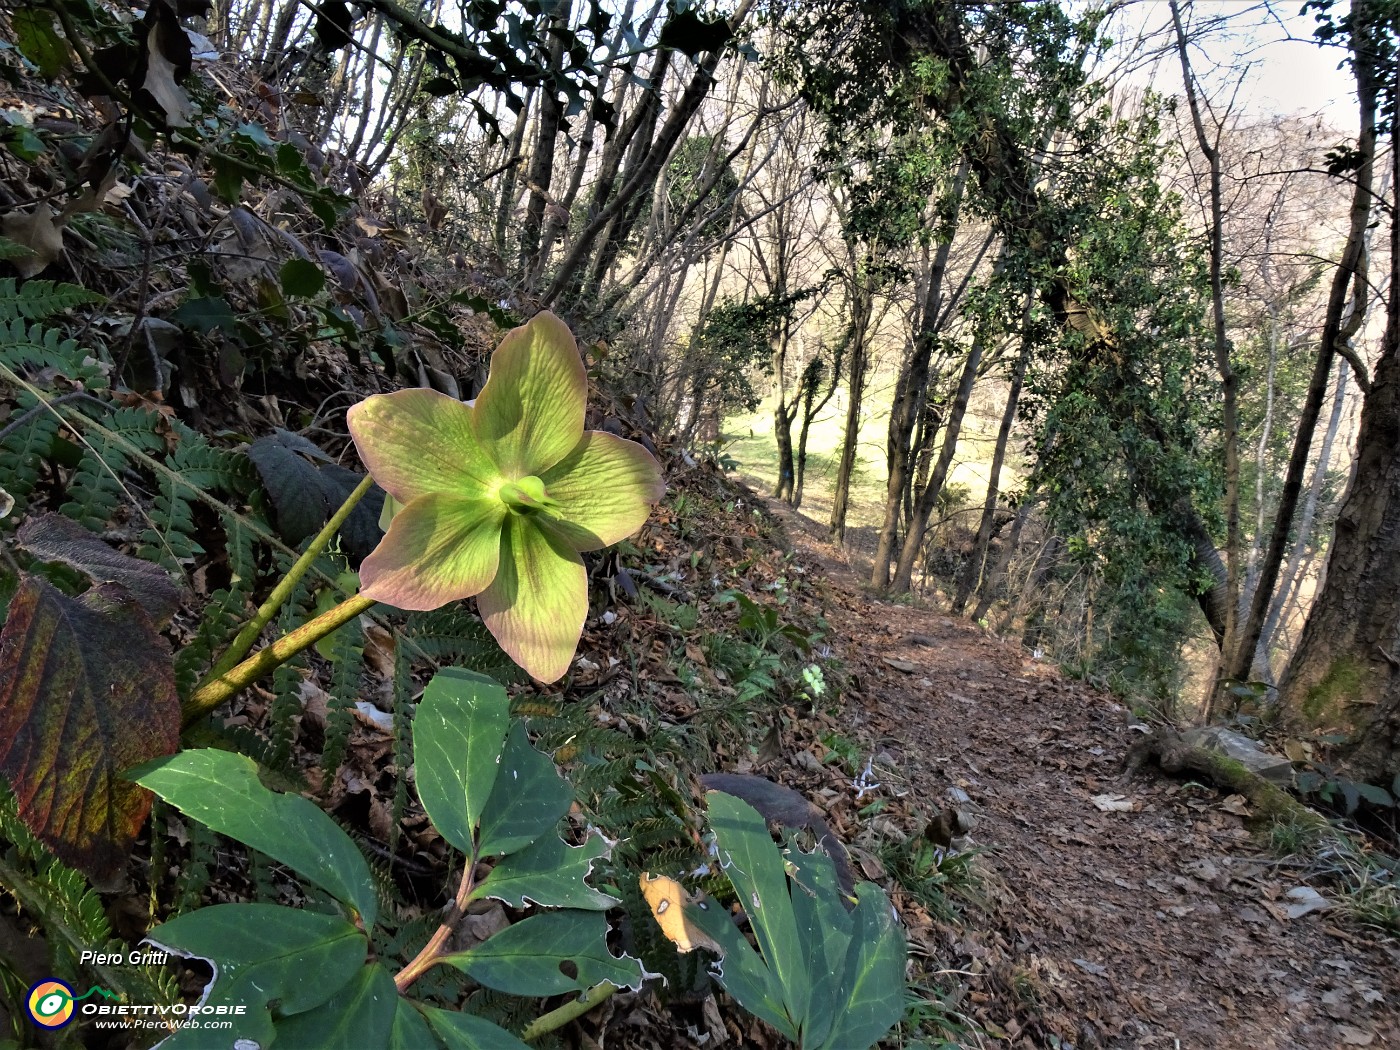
[1179,726,1293,784]
[884,657,918,673]
[793,750,823,772]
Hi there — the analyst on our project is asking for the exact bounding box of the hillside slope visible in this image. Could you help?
[758,494,1400,1050]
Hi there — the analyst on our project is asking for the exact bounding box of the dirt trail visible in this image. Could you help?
[763,497,1400,1050]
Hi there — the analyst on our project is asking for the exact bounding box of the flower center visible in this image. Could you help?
[498,476,558,515]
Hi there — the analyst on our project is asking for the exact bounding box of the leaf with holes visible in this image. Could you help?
[146,905,367,1049]
[444,909,644,996]
[0,575,178,879]
[472,830,617,910]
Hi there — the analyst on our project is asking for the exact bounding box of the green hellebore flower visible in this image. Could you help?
[347,311,664,683]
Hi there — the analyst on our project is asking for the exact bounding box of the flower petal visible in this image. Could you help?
[348,389,502,504]
[359,494,506,611]
[472,311,586,478]
[540,432,665,551]
[477,515,587,683]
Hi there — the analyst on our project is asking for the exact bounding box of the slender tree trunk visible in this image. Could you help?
[520,1,572,281]
[830,281,874,544]
[1172,0,1243,707]
[890,321,988,591]
[1255,361,1349,678]
[954,290,1034,613]
[1225,11,1379,686]
[871,163,969,588]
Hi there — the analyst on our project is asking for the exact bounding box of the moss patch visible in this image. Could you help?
[1302,655,1369,725]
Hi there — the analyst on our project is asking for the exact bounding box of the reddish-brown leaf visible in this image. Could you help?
[0,575,179,879]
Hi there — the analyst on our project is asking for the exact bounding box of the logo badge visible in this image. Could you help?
[27,979,76,1029]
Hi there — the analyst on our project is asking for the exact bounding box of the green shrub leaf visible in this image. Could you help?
[131,749,377,926]
[274,963,397,1048]
[472,830,617,910]
[280,257,326,298]
[418,1005,533,1049]
[414,668,510,856]
[705,790,810,1027]
[146,904,366,1048]
[445,909,644,996]
[685,888,796,1039]
[476,721,572,857]
[819,885,906,1050]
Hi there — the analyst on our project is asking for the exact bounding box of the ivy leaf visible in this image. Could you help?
[476,721,572,858]
[472,830,617,910]
[131,748,378,926]
[280,257,326,298]
[17,513,180,628]
[274,963,396,1047]
[413,668,510,856]
[315,0,354,50]
[658,9,733,55]
[444,910,644,995]
[146,904,366,1048]
[0,576,178,880]
[12,9,68,78]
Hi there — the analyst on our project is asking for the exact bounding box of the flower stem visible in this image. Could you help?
[394,855,480,994]
[520,982,619,1042]
[203,473,375,685]
[182,593,376,727]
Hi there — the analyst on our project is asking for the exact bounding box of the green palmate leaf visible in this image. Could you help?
[146,905,366,1049]
[539,432,666,551]
[131,749,377,927]
[360,494,505,610]
[685,890,796,1039]
[274,963,397,1048]
[17,512,180,628]
[0,576,179,880]
[444,909,643,996]
[280,257,325,298]
[413,669,510,857]
[471,311,586,478]
[820,886,906,1050]
[417,1005,532,1049]
[705,791,810,1027]
[348,388,503,504]
[476,721,572,858]
[477,516,586,684]
[473,831,617,910]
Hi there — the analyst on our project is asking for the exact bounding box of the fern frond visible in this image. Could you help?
[0,278,101,322]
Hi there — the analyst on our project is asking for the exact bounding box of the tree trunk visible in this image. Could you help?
[871,163,969,588]
[1256,362,1350,677]
[954,291,1034,613]
[1278,20,1399,785]
[830,283,873,544]
[1225,7,1379,687]
[1172,0,1243,703]
[890,322,987,591]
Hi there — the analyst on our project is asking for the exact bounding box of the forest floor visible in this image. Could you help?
[752,491,1400,1050]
